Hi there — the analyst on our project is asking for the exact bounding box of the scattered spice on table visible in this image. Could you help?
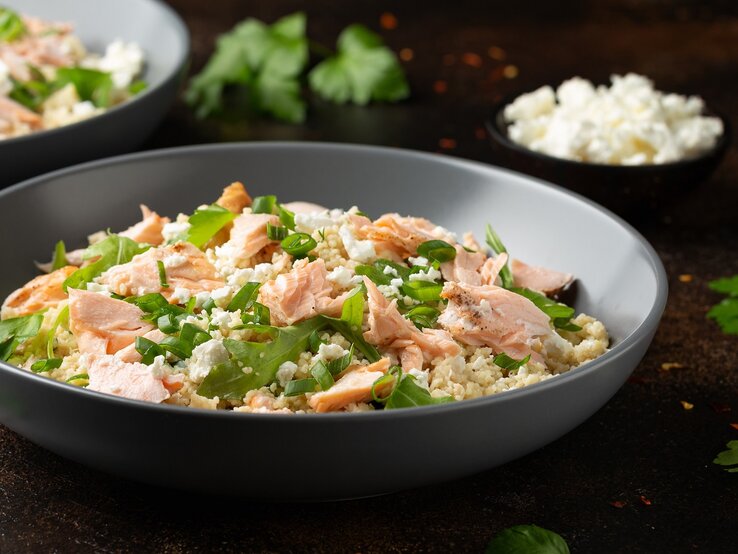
[433,80,448,94]
[488,46,507,60]
[461,52,482,67]
[679,274,694,283]
[503,64,519,79]
[379,12,398,30]
[660,362,685,371]
[439,137,457,149]
[639,495,653,506]
[610,500,627,509]
[399,48,414,61]
[681,400,694,410]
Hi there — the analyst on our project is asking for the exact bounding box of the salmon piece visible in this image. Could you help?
[221,212,280,262]
[98,242,224,299]
[441,245,486,286]
[363,278,461,361]
[462,232,482,252]
[438,281,552,362]
[114,329,167,363]
[308,358,391,413]
[399,343,424,372]
[245,391,292,413]
[85,354,170,403]
[511,259,574,296]
[356,213,456,258]
[119,205,170,246]
[258,259,350,326]
[69,289,154,355]
[480,253,509,286]
[163,373,185,394]
[208,182,253,248]
[1,266,75,319]
[281,201,328,214]
[0,96,43,129]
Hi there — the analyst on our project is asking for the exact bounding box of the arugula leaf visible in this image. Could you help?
[56,68,114,108]
[714,440,738,473]
[0,314,44,362]
[494,353,531,372]
[511,287,581,332]
[485,224,514,289]
[309,24,409,105]
[184,204,237,248]
[485,525,570,554]
[708,276,738,335]
[63,234,150,291]
[338,286,364,328]
[0,7,25,42]
[382,373,453,410]
[197,317,325,399]
[51,240,67,271]
[185,12,308,122]
[321,288,381,363]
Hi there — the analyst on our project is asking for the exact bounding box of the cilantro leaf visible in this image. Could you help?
[63,235,150,291]
[383,374,453,410]
[0,7,26,42]
[308,24,409,105]
[714,440,738,473]
[55,68,114,108]
[485,525,570,554]
[707,276,738,335]
[511,287,581,332]
[0,314,44,362]
[185,12,308,122]
[184,204,237,249]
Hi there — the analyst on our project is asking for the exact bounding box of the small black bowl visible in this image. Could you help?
[486,97,730,217]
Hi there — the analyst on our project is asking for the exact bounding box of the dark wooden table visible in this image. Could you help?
[2,1,738,552]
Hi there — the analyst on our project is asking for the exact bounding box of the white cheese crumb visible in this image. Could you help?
[162,221,191,243]
[170,287,192,304]
[409,368,430,389]
[276,361,298,387]
[338,225,376,263]
[163,254,187,268]
[316,343,349,362]
[408,266,442,282]
[294,210,339,233]
[327,266,356,289]
[186,340,230,382]
[408,256,429,267]
[149,355,169,379]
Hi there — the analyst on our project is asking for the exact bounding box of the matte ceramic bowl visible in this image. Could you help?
[1,0,189,187]
[0,143,667,500]
[487,99,730,217]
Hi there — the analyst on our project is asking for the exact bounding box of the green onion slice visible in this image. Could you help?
[135,336,163,364]
[400,281,443,302]
[51,240,67,271]
[405,305,440,329]
[31,358,63,373]
[371,366,402,403]
[227,282,261,312]
[65,373,89,384]
[493,353,531,372]
[284,378,319,397]
[417,239,456,264]
[157,260,170,289]
[266,222,289,241]
[309,329,326,353]
[277,204,296,230]
[310,360,335,390]
[281,233,317,257]
[252,195,277,214]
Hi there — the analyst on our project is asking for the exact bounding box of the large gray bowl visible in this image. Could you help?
[0,143,667,500]
[1,0,189,186]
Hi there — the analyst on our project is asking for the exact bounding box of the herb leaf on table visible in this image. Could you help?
[485,524,570,554]
[707,275,738,335]
[714,440,738,472]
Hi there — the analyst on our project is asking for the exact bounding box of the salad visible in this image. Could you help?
[0,6,145,140]
[0,183,609,413]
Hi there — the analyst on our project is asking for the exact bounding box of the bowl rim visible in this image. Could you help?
[486,91,731,171]
[0,142,669,422]
[0,0,190,148]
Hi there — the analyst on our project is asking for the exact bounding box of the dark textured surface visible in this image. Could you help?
[2,1,738,552]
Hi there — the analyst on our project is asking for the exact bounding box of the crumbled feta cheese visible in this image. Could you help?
[85,282,111,295]
[408,266,442,282]
[294,210,339,233]
[210,286,233,306]
[0,60,12,96]
[72,101,96,118]
[194,291,212,308]
[409,368,430,389]
[149,355,169,379]
[92,40,145,89]
[316,343,349,362]
[379,277,405,299]
[186,339,230,382]
[276,361,298,387]
[163,254,188,268]
[327,266,357,289]
[408,256,429,267]
[504,73,724,165]
[210,308,236,329]
[162,221,191,243]
[170,287,192,304]
[383,265,399,276]
[338,225,376,263]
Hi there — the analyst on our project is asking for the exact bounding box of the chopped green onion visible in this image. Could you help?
[180,323,211,348]
[128,80,147,95]
[65,373,89,384]
[310,360,335,390]
[277,204,296,230]
[159,336,191,360]
[493,353,531,373]
[355,210,369,218]
[157,313,180,335]
[227,282,261,312]
[284,378,319,396]
[126,293,169,312]
[201,297,217,314]
[281,233,317,257]
[51,241,67,271]
[186,297,197,313]
[485,223,514,289]
[135,336,164,364]
[417,240,456,265]
[252,302,271,325]
[309,330,326,353]
[326,344,354,375]
[266,222,289,241]
[157,260,170,289]
[252,195,277,214]
[55,67,114,108]
[371,366,403,403]
[31,358,63,373]
[355,264,392,286]
[405,305,440,329]
[400,280,443,302]
[46,305,69,359]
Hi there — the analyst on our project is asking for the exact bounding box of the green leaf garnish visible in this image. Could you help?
[511,287,581,332]
[714,440,738,473]
[55,67,114,108]
[31,358,63,373]
[184,204,237,248]
[63,234,150,291]
[281,232,317,257]
[0,314,44,362]
[284,377,318,396]
[708,276,738,335]
[157,260,170,289]
[485,223,514,289]
[9,74,54,111]
[46,305,69,359]
[135,336,163,365]
[51,240,67,271]
[277,204,296,230]
[493,353,531,373]
[251,195,277,214]
[310,360,335,390]
[128,80,148,95]
[65,373,89,385]
[0,7,26,42]
[372,370,453,409]
[417,240,456,265]
[266,222,289,241]
[400,280,442,302]
[485,524,570,554]
[404,305,440,330]
[308,24,409,105]
[227,282,261,312]
[326,343,354,375]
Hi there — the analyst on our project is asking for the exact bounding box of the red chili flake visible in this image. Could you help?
[433,80,448,94]
[461,52,483,68]
[439,138,457,150]
[399,48,414,62]
[639,495,652,506]
[442,54,456,66]
[730,423,738,431]
[380,12,398,30]
[609,500,627,509]
[710,403,732,414]
[474,127,487,140]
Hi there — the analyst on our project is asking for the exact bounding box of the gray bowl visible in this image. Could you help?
[0,143,667,500]
[1,0,189,187]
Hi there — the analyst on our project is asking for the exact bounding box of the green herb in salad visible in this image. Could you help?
[0,7,26,42]
[63,234,150,291]
[0,313,43,362]
[55,67,114,108]
[372,368,452,409]
[485,524,570,554]
[51,240,67,271]
[417,239,456,266]
[707,276,738,335]
[485,223,514,289]
[511,287,581,332]
[183,204,237,249]
[493,353,531,373]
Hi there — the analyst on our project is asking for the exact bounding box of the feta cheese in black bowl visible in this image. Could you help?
[486,74,730,218]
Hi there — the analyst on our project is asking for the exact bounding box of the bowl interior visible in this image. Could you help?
[3,0,187,92]
[0,143,664,348]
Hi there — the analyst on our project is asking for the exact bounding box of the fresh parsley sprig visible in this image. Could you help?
[707,275,738,335]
